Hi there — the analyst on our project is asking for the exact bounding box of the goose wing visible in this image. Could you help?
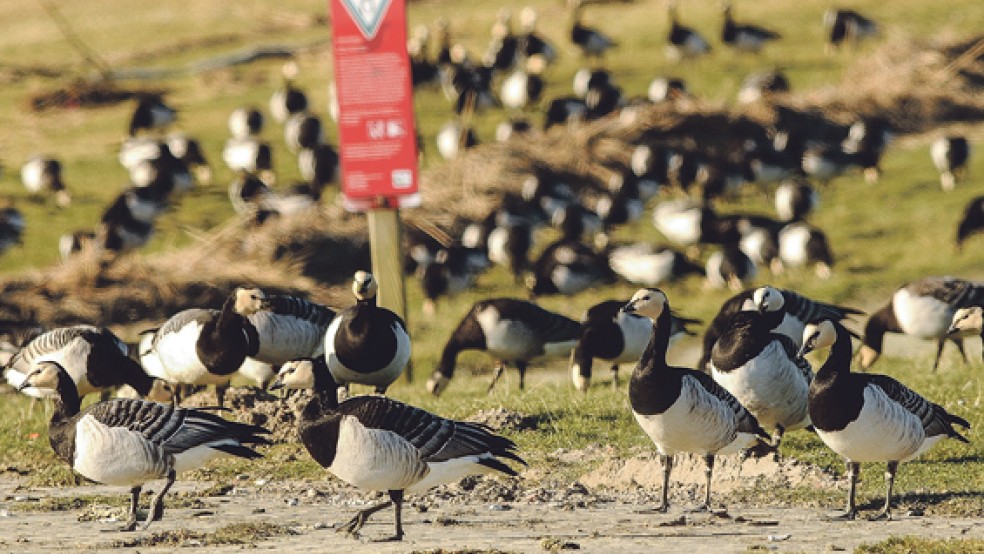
[689,370,769,439]
[908,277,984,307]
[263,295,336,327]
[779,290,864,321]
[84,399,270,456]
[772,333,813,383]
[7,325,102,369]
[863,374,970,441]
[339,395,525,468]
[154,309,216,347]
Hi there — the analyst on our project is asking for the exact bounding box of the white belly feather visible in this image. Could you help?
[74,415,169,486]
[155,322,231,385]
[893,289,954,339]
[817,385,928,463]
[328,416,427,492]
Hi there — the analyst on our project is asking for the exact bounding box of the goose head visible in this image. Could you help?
[272,358,319,390]
[16,360,66,392]
[352,270,379,301]
[426,372,451,396]
[948,306,983,336]
[798,319,837,359]
[234,287,269,315]
[622,288,667,320]
[752,285,784,314]
[146,379,174,403]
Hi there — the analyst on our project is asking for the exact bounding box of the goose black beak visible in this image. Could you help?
[15,371,37,392]
[796,342,813,361]
[622,302,637,314]
[269,377,284,391]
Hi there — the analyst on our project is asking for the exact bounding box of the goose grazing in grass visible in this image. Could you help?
[228,106,265,139]
[721,3,780,54]
[800,319,970,520]
[426,298,580,396]
[21,155,71,208]
[709,287,814,448]
[19,361,268,531]
[823,8,878,52]
[607,243,704,288]
[930,136,970,191]
[698,286,863,371]
[141,287,268,405]
[666,3,711,62]
[778,222,834,279]
[569,0,616,61]
[4,325,172,403]
[246,292,336,365]
[272,357,525,541]
[774,179,818,222]
[323,271,410,394]
[571,298,699,391]
[949,306,984,362]
[860,276,984,371]
[705,244,758,291]
[223,137,274,184]
[166,132,210,185]
[955,196,984,251]
[269,61,308,123]
[128,94,176,136]
[625,288,769,512]
[0,206,25,255]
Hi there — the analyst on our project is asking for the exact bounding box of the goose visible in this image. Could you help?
[624,288,769,512]
[569,0,616,61]
[141,287,267,405]
[801,144,858,186]
[486,215,533,283]
[721,3,781,54]
[955,195,984,251]
[666,3,711,62]
[323,271,410,394]
[21,155,71,208]
[58,230,99,259]
[229,172,273,215]
[436,120,479,160]
[706,244,757,291]
[128,94,176,136]
[823,8,878,51]
[419,245,488,316]
[426,298,580,395]
[517,6,557,64]
[98,186,168,253]
[127,142,193,197]
[228,106,265,139]
[647,77,689,103]
[736,70,790,104]
[298,143,339,192]
[860,276,984,371]
[800,319,969,520]
[495,117,533,142]
[608,243,704,287]
[778,222,834,279]
[244,292,336,365]
[271,357,525,541]
[284,112,324,154]
[408,25,441,88]
[930,136,971,191]
[18,360,269,531]
[269,61,308,123]
[0,207,25,255]
[500,55,546,111]
[223,137,275,184]
[698,286,862,371]
[841,117,892,184]
[484,9,519,74]
[544,96,588,129]
[4,325,172,402]
[709,288,813,448]
[166,132,211,185]
[571,298,700,391]
[775,179,818,222]
[527,238,613,297]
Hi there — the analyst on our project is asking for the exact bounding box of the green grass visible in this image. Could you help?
[856,536,984,554]
[1,0,984,521]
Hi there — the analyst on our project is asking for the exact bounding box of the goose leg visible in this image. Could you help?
[652,454,673,513]
[143,470,175,529]
[373,490,405,542]
[829,461,859,520]
[120,486,141,532]
[951,338,968,366]
[687,454,715,513]
[487,361,506,393]
[869,461,898,521]
[516,361,527,390]
[932,339,946,371]
[337,499,393,538]
[610,364,619,388]
[214,384,228,407]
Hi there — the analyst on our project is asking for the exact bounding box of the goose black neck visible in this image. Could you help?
[639,307,673,372]
[121,356,156,397]
[815,322,854,384]
[303,358,339,420]
[862,303,895,353]
[52,368,82,419]
[215,294,246,332]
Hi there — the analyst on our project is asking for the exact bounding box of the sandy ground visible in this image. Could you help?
[2,466,983,554]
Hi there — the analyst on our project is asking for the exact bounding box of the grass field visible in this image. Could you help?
[1,0,984,538]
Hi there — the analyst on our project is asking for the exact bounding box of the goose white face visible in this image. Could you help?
[21,361,62,390]
[352,271,378,301]
[426,372,450,396]
[753,286,784,313]
[274,359,316,390]
[146,379,174,403]
[950,306,984,335]
[800,320,836,357]
[234,287,268,315]
[623,288,667,320]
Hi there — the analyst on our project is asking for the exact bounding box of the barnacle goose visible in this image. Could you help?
[823,9,878,51]
[698,285,862,372]
[21,155,71,208]
[228,106,265,139]
[245,292,336,365]
[625,288,769,512]
[18,361,268,531]
[721,3,781,53]
[705,244,757,291]
[298,143,339,193]
[0,206,25,255]
[436,119,479,160]
[128,94,176,136]
[518,6,557,64]
[141,287,267,405]
[426,298,580,396]
[284,112,324,154]
[648,77,689,103]
[860,276,984,371]
[272,357,524,541]
[484,10,519,73]
[4,325,172,402]
[571,298,699,391]
[527,238,613,297]
[500,55,546,111]
[666,3,710,62]
[736,70,790,104]
[778,222,834,279]
[323,271,410,394]
[269,61,308,123]
[419,245,489,315]
[570,0,617,61]
[801,320,969,520]
[774,179,818,222]
[709,287,814,447]
[607,243,704,287]
[166,132,210,185]
[222,137,275,184]
[930,136,971,191]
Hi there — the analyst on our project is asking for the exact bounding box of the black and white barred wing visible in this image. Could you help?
[690,370,769,439]
[864,375,970,442]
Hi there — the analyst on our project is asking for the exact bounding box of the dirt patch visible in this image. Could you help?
[466,408,541,432]
[28,81,166,111]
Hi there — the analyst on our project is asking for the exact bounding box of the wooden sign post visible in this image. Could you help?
[330,0,419,380]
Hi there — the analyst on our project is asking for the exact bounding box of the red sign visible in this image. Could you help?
[329,0,420,211]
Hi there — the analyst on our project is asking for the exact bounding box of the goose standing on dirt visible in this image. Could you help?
[426,298,580,396]
[21,155,71,208]
[246,292,336,365]
[800,319,970,520]
[18,361,268,531]
[272,357,524,541]
[141,287,267,405]
[570,298,699,391]
[625,288,769,512]
[709,287,814,447]
[721,3,781,54]
[4,325,172,402]
[860,276,984,371]
[323,271,410,394]
[698,286,863,371]
[930,136,970,191]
